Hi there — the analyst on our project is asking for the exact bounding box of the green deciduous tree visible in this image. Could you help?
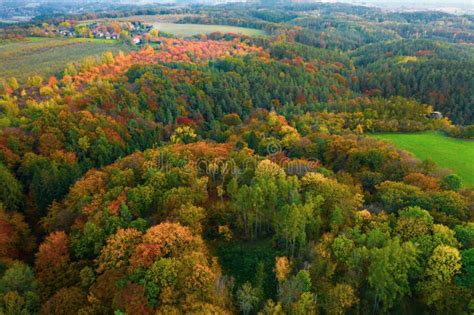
[441,174,462,191]
[324,283,358,315]
[368,238,418,312]
[418,245,462,309]
[274,203,313,256]
[143,258,179,307]
[456,248,474,289]
[237,282,260,315]
[0,262,39,314]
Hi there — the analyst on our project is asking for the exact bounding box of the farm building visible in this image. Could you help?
[429,111,443,119]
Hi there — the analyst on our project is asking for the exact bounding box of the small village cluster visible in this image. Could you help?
[38,20,154,45]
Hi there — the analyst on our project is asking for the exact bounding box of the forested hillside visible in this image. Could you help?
[0,2,473,315]
[179,3,474,125]
[351,40,474,125]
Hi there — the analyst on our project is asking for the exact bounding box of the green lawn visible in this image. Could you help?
[0,37,131,82]
[370,132,474,187]
[151,22,265,37]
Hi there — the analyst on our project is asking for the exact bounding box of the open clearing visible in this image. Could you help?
[371,132,474,187]
[0,37,130,82]
[150,22,265,37]
[86,15,265,37]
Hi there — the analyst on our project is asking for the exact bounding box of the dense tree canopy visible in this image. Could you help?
[0,3,473,314]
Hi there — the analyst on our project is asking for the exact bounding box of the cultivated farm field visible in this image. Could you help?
[0,37,131,81]
[372,132,474,187]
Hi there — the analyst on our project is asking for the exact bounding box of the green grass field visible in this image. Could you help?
[85,15,265,37]
[371,132,474,187]
[151,22,265,37]
[0,37,131,82]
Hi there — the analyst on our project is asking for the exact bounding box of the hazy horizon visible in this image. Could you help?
[13,0,474,14]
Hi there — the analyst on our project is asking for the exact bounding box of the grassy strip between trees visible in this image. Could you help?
[370,131,474,187]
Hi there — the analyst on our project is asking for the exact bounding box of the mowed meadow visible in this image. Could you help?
[87,14,265,37]
[0,37,130,81]
[372,132,474,187]
[149,22,265,37]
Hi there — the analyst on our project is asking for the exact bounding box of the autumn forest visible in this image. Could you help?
[0,2,473,315]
